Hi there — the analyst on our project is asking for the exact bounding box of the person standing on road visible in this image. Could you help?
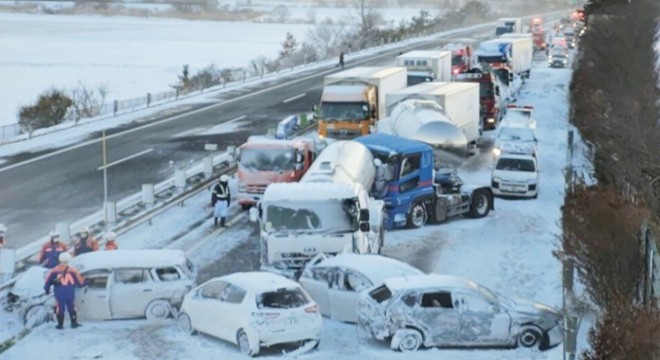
[44,252,84,330]
[0,224,6,248]
[39,230,68,269]
[338,51,345,69]
[212,174,231,227]
[73,226,99,256]
[104,231,119,250]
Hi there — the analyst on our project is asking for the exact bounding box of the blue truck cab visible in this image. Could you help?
[356,134,494,230]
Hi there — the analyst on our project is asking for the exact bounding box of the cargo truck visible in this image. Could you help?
[395,50,452,86]
[235,136,318,208]
[497,33,534,79]
[383,82,481,154]
[497,17,523,34]
[454,68,504,130]
[316,66,407,140]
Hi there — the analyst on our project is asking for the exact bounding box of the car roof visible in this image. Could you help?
[310,254,424,283]
[215,271,301,293]
[69,249,188,272]
[384,274,481,292]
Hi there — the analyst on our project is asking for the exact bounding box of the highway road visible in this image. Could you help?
[0,25,499,248]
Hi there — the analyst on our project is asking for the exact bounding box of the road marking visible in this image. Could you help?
[283,93,306,104]
[228,115,247,122]
[97,148,153,170]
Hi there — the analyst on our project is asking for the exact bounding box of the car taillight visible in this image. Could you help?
[304,304,319,314]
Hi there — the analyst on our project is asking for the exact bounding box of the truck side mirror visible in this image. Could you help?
[312,104,319,112]
[359,222,370,232]
[359,209,369,222]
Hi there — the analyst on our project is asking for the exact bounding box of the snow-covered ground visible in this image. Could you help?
[0,52,594,358]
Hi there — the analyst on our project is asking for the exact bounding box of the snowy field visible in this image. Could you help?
[0,54,594,359]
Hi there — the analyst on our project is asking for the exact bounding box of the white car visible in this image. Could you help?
[491,153,539,199]
[299,253,424,323]
[177,272,322,357]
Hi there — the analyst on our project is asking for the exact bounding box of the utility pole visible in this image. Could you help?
[102,130,109,225]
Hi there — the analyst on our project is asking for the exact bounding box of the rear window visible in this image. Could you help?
[257,288,311,309]
[369,285,392,303]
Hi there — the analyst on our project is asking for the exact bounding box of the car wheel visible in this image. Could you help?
[392,329,423,352]
[407,202,428,228]
[466,189,491,218]
[519,327,543,349]
[237,329,259,357]
[177,312,196,335]
[145,299,172,320]
[311,339,320,350]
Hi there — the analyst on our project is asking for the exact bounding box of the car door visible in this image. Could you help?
[415,290,461,346]
[216,283,248,342]
[397,154,422,207]
[109,268,155,319]
[455,290,512,346]
[194,281,229,338]
[76,270,111,320]
[328,269,372,323]
[299,267,332,318]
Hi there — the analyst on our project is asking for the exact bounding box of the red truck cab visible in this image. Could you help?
[454,69,499,130]
[443,44,473,76]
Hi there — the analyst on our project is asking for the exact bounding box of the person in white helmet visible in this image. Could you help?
[104,231,118,250]
[39,230,69,269]
[44,252,84,329]
[212,174,231,227]
[0,223,6,248]
[73,225,99,256]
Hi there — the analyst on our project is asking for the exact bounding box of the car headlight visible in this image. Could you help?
[492,148,501,157]
[493,176,501,183]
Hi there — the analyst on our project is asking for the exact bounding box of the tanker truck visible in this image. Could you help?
[395,50,452,85]
[383,82,481,155]
[234,135,318,209]
[316,66,407,140]
[250,140,386,278]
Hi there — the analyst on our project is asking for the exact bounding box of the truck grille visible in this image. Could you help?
[326,128,362,140]
[243,184,268,195]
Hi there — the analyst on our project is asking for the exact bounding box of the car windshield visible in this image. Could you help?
[498,127,535,142]
[496,157,536,172]
[239,147,295,171]
[320,102,369,121]
[264,200,356,233]
[256,288,311,309]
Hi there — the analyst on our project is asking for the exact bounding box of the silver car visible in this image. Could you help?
[358,274,563,352]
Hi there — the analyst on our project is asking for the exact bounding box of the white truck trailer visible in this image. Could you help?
[498,33,534,79]
[383,82,481,155]
[251,140,385,278]
[317,66,407,139]
[395,50,452,85]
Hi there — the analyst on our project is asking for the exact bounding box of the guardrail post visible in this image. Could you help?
[105,201,117,224]
[203,155,213,178]
[142,184,155,206]
[227,145,237,165]
[56,222,71,245]
[175,169,186,191]
[0,248,16,279]
[113,100,118,117]
[147,93,152,107]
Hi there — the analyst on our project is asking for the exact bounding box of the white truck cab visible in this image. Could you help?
[491,153,539,199]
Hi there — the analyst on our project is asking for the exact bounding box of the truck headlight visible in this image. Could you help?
[492,148,501,157]
[486,117,495,123]
[493,177,501,183]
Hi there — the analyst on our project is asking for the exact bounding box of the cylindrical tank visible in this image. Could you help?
[378,99,469,164]
[301,140,375,191]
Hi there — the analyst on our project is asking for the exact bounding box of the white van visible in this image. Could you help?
[493,105,537,159]
[69,249,196,321]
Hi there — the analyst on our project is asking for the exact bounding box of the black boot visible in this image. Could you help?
[56,314,64,330]
[214,217,218,226]
[220,217,226,227]
[70,314,81,328]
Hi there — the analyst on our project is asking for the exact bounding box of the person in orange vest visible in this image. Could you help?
[104,231,118,250]
[73,226,99,256]
[39,230,68,269]
[44,252,84,329]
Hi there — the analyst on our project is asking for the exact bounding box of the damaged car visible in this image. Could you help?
[357,274,563,352]
[299,253,424,323]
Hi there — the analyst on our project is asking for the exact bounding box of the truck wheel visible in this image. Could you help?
[466,189,491,218]
[407,202,428,228]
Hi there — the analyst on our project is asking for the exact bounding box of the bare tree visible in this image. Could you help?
[351,0,384,35]
[69,82,109,122]
[273,4,290,23]
[306,18,346,58]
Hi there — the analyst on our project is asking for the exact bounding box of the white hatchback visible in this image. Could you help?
[491,153,539,199]
[177,271,322,357]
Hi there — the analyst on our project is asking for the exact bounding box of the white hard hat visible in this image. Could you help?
[220,175,229,182]
[105,231,116,241]
[0,223,6,233]
[79,226,90,233]
[58,252,72,263]
[49,230,60,238]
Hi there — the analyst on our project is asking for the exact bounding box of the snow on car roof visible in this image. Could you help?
[69,249,187,272]
[263,182,360,202]
[312,254,424,283]
[219,271,300,293]
[384,274,480,292]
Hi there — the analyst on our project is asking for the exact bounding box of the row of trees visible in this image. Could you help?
[564,0,660,358]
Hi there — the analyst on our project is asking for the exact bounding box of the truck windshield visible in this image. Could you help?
[496,158,536,172]
[320,102,369,121]
[480,82,494,98]
[265,200,355,233]
[407,75,432,86]
[239,148,295,171]
[451,55,465,66]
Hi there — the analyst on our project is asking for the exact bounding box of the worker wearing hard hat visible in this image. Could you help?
[44,252,85,329]
[38,230,69,269]
[212,174,231,227]
[104,232,119,250]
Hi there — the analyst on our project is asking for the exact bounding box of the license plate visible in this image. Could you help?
[326,124,335,129]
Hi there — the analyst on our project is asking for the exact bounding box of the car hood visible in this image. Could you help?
[502,296,561,325]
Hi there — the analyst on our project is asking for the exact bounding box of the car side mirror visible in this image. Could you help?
[359,222,370,232]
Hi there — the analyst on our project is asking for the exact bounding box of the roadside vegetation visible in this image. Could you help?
[564,0,660,358]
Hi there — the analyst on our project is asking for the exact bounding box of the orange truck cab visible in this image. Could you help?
[235,136,316,209]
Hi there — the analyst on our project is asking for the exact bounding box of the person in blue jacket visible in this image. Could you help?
[44,252,85,329]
